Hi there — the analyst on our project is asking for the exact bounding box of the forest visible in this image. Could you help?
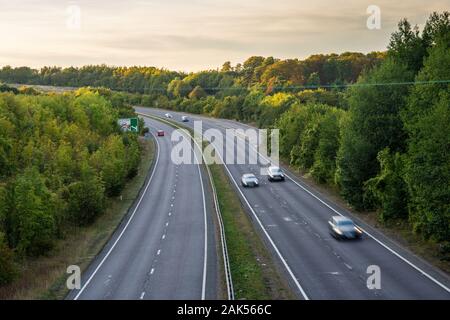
[0,12,448,284]
[0,88,142,285]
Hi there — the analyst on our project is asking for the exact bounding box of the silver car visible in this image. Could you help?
[241,173,259,187]
[165,113,172,118]
[267,166,285,181]
[328,216,363,240]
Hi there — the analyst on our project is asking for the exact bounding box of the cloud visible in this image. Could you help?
[0,0,448,71]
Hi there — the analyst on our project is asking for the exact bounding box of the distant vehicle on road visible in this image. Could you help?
[181,116,189,122]
[328,216,363,240]
[241,173,259,188]
[165,113,172,118]
[157,130,165,137]
[267,166,285,181]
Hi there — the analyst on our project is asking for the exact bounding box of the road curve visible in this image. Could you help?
[66,116,220,300]
[136,107,450,300]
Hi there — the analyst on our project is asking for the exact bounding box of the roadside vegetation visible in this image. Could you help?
[1,12,448,266]
[0,88,146,289]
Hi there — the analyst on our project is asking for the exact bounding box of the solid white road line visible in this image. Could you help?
[74,129,161,300]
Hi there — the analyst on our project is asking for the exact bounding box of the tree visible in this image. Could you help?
[66,164,106,226]
[188,85,207,99]
[0,231,17,285]
[221,61,232,72]
[364,148,408,221]
[402,31,450,240]
[336,58,413,209]
[167,78,192,98]
[90,135,128,196]
[306,72,320,87]
[387,19,426,74]
[310,109,344,183]
[10,167,56,256]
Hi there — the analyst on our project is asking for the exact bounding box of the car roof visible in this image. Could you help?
[243,173,256,178]
[269,166,281,171]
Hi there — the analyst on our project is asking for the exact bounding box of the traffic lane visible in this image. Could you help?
[140,117,208,299]
[135,107,450,298]
[74,118,206,300]
[142,150,205,299]
[72,119,176,299]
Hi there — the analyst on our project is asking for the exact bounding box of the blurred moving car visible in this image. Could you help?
[267,166,285,181]
[157,130,165,137]
[165,113,172,118]
[328,216,363,240]
[181,116,189,122]
[241,173,259,187]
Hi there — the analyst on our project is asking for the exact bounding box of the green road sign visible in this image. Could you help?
[118,118,139,133]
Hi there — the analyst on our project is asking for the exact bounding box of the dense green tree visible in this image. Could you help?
[364,148,408,221]
[401,26,450,240]
[336,58,413,209]
[66,164,106,226]
[9,167,56,256]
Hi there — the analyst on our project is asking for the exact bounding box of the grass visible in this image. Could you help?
[209,164,294,300]
[0,137,155,299]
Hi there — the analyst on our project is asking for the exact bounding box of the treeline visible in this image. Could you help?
[0,88,141,285]
[0,52,384,96]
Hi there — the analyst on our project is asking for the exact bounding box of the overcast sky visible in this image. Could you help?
[0,0,448,71]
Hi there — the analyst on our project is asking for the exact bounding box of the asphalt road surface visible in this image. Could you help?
[67,116,219,300]
[136,107,450,300]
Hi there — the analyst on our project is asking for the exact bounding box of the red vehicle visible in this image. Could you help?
[157,130,165,137]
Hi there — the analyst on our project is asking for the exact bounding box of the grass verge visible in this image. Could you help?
[209,164,294,300]
[0,137,155,299]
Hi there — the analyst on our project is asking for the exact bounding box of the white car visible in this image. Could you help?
[267,166,285,181]
[241,174,259,188]
[181,116,189,122]
[165,113,172,118]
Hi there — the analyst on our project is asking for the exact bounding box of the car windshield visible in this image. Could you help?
[271,168,282,173]
[337,220,354,226]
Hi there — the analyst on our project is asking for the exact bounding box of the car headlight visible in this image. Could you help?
[354,227,362,233]
[334,228,343,235]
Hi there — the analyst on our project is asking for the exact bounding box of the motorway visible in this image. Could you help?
[136,107,450,300]
[67,117,220,300]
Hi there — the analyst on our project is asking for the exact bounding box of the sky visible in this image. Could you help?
[0,0,448,72]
